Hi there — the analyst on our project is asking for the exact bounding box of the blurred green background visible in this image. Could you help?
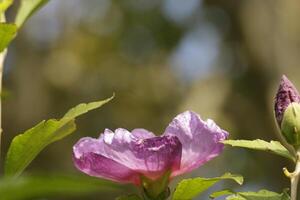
[2,0,299,199]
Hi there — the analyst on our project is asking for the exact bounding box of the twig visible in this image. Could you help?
[283,151,300,200]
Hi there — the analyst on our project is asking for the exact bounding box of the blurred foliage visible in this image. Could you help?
[0,174,124,200]
[1,0,299,199]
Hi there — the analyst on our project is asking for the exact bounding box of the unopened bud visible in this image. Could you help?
[275,75,300,127]
[281,103,300,147]
[275,75,300,147]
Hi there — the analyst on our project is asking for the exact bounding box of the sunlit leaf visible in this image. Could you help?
[116,194,142,200]
[172,173,243,200]
[0,23,17,52]
[5,95,114,177]
[63,94,114,119]
[222,139,295,162]
[0,0,13,14]
[226,190,290,200]
[0,174,122,200]
[15,0,49,27]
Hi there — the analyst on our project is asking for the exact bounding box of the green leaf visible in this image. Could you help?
[210,189,235,199]
[15,0,49,27]
[116,194,142,200]
[5,95,114,177]
[226,190,290,200]
[63,94,114,119]
[0,23,17,52]
[0,174,122,200]
[222,139,295,162]
[0,0,13,14]
[172,173,243,200]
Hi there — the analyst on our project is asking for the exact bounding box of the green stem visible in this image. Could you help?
[291,156,300,200]
[141,171,171,200]
[142,188,170,200]
[284,151,300,200]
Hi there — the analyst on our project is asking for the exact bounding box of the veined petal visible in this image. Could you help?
[131,128,156,139]
[73,129,182,182]
[164,111,228,177]
[73,137,139,184]
[131,135,181,179]
[102,129,182,180]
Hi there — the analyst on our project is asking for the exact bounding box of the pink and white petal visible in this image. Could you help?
[164,111,228,177]
[129,135,182,179]
[101,128,141,159]
[73,138,139,184]
[74,129,182,181]
[101,129,182,180]
[73,137,103,157]
[131,128,156,139]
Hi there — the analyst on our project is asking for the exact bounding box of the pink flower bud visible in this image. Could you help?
[274,75,300,127]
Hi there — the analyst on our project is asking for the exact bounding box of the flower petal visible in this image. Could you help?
[131,128,156,139]
[164,111,228,177]
[102,129,182,179]
[73,137,140,184]
[73,129,182,182]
